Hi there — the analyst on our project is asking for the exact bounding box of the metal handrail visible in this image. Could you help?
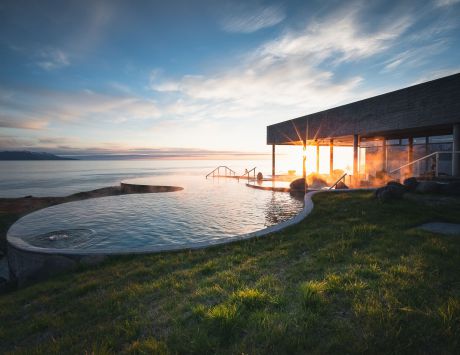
[329,173,347,190]
[239,167,256,182]
[205,166,237,179]
[389,151,460,175]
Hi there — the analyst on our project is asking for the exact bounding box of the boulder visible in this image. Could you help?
[374,182,407,202]
[374,186,385,198]
[310,176,328,189]
[290,178,308,192]
[377,187,394,203]
[386,183,406,198]
[439,181,460,196]
[403,177,418,191]
[335,181,349,190]
[415,181,440,194]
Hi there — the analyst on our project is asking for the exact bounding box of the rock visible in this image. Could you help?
[439,181,460,196]
[0,277,12,293]
[374,182,407,202]
[388,181,407,191]
[310,176,328,189]
[374,186,385,198]
[257,172,263,181]
[290,178,308,192]
[377,187,394,203]
[415,181,440,194]
[386,184,406,198]
[403,177,418,191]
[335,181,349,189]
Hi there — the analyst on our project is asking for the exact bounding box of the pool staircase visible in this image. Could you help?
[206,166,258,182]
[205,166,238,179]
[238,167,257,182]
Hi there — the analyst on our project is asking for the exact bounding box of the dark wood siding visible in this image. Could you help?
[267,73,460,144]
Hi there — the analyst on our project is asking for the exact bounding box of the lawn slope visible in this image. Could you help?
[0,191,459,354]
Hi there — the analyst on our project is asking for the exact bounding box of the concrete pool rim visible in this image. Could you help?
[6,187,374,283]
[7,188,376,255]
[7,189,314,256]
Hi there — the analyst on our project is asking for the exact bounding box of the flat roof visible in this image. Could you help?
[267,73,460,145]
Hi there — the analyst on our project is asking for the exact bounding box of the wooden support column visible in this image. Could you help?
[353,135,359,184]
[329,139,334,176]
[408,137,414,176]
[316,140,320,174]
[382,138,387,172]
[271,144,276,177]
[302,141,307,180]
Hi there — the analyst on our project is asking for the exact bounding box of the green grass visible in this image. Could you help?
[0,191,459,354]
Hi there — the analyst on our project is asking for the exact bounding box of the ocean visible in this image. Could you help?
[0,159,273,198]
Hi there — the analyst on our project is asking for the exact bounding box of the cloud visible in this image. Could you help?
[258,10,412,64]
[151,4,415,126]
[382,40,448,72]
[411,67,460,84]
[0,134,36,149]
[219,3,285,33]
[3,1,457,153]
[0,118,48,130]
[0,133,267,159]
[147,2,460,150]
[434,0,460,7]
[0,87,161,127]
[36,48,70,71]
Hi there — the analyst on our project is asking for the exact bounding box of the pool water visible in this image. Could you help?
[8,175,304,253]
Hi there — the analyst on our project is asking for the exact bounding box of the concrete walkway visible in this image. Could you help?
[418,222,460,236]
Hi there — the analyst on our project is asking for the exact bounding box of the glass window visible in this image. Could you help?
[413,137,427,145]
[429,135,453,143]
[386,139,400,146]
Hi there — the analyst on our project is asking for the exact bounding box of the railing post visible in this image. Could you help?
[353,134,359,186]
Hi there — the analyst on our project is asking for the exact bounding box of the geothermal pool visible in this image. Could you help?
[7,175,304,254]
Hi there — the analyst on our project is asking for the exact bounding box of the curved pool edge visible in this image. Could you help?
[120,182,183,194]
[7,188,375,285]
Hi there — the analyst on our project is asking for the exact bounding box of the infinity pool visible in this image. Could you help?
[8,175,304,253]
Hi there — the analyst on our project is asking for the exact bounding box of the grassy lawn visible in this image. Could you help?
[0,191,459,354]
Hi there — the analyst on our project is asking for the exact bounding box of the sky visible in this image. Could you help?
[1,0,460,158]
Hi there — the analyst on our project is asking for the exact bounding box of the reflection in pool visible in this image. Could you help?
[8,175,304,253]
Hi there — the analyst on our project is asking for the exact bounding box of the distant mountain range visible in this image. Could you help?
[0,151,77,160]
